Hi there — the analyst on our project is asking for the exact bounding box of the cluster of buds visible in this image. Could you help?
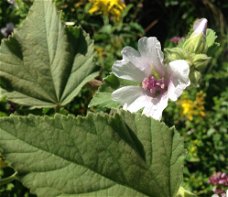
[165,18,216,84]
[209,172,228,186]
[209,172,228,197]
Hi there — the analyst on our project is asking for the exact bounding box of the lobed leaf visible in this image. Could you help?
[0,111,184,197]
[0,0,97,108]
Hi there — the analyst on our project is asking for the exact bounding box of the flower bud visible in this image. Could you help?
[192,54,211,70]
[189,70,201,85]
[183,18,208,54]
[164,47,187,62]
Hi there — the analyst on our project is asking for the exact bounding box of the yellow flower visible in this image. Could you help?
[179,91,206,120]
[180,99,194,120]
[89,0,126,21]
[195,92,206,117]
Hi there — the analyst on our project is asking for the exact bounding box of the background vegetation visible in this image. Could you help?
[0,0,227,196]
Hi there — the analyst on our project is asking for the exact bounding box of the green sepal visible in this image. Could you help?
[191,54,211,70]
[182,33,207,54]
[164,47,188,63]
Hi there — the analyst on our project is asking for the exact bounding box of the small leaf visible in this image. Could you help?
[0,0,97,108]
[89,74,120,109]
[89,74,138,109]
[0,111,184,197]
[206,29,218,48]
[122,4,134,18]
[176,187,197,197]
[89,91,120,109]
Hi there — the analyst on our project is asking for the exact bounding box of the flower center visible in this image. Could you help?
[142,76,167,97]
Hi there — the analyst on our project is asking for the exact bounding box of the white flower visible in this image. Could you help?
[112,37,190,120]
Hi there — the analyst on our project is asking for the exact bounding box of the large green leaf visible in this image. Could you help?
[0,111,184,197]
[0,0,97,108]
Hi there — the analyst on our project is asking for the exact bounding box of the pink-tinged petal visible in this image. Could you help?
[112,58,146,82]
[111,37,191,121]
[112,86,148,112]
[167,60,190,101]
[137,37,165,75]
[121,46,150,74]
[142,93,169,120]
[123,94,151,112]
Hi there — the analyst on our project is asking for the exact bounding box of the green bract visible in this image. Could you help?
[0,110,184,197]
[0,0,98,108]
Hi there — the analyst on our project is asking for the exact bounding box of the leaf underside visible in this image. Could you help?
[0,0,97,108]
[0,110,184,197]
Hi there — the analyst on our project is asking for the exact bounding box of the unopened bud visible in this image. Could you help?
[193,18,207,35]
[183,18,208,54]
[164,47,187,62]
[192,54,211,70]
[189,70,201,84]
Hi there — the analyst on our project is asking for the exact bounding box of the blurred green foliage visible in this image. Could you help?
[0,0,227,196]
